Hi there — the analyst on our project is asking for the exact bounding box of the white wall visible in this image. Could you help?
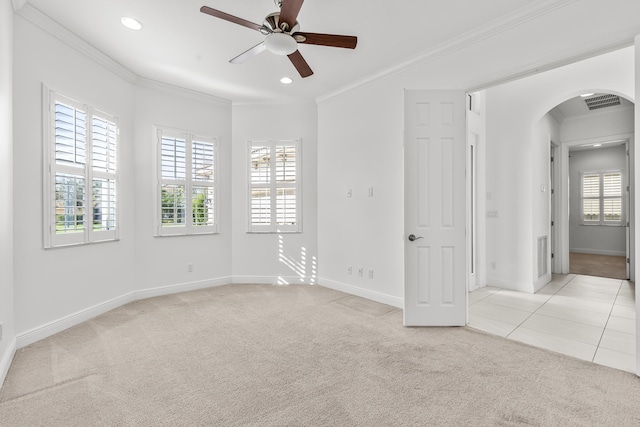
[0,0,15,385]
[231,103,318,284]
[569,146,627,256]
[318,42,635,302]
[532,113,561,289]
[133,84,232,292]
[12,15,136,335]
[484,47,634,292]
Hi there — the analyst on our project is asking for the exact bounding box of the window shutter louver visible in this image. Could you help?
[47,92,119,247]
[157,129,218,235]
[581,171,623,225]
[248,140,301,233]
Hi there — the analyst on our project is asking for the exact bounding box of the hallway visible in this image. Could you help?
[469,274,636,373]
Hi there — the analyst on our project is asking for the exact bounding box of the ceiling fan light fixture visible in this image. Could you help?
[280,77,293,84]
[121,17,143,30]
[580,92,595,97]
[264,33,298,55]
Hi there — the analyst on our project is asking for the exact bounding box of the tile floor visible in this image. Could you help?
[469,274,636,373]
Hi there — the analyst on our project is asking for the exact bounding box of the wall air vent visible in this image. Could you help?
[584,94,621,110]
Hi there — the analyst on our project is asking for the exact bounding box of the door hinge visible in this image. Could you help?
[627,258,630,264]
[551,253,554,259]
[551,189,554,194]
[551,221,554,226]
[550,156,554,162]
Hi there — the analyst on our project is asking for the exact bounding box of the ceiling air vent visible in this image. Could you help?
[584,94,621,110]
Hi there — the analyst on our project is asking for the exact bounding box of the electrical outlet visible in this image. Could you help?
[187,263,193,273]
[347,188,352,198]
[368,187,374,197]
[347,266,352,275]
[358,267,363,277]
[368,269,374,279]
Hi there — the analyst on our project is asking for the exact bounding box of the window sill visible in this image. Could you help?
[45,238,120,250]
[155,232,220,238]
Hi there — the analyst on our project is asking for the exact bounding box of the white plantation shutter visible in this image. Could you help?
[582,173,600,222]
[581,171,623,225]
[603,172,622,222]
[192,139,216,228]
[248,140,301,233]
[45,90,119,248]
[157,129,218,236]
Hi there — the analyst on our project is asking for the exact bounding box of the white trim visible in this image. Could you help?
[136,77,231,108]
[132,277,231,301]
[318,278,403,309]
[17,293,134,349]
[316,0,579,104]
[15,277,232,349]
[11,0,27,12]
[0,338,17,389]
[16,4,137,83]
[232,275,314,285]
[534,272,552,293]
[569,248,627,257]
[485,278,535,293]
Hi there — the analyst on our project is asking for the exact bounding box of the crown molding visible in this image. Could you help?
[11,0,27,12]
[136,77,232,108]
[16,3,137,83]
[14,3,234,107]
[316,0,579,104]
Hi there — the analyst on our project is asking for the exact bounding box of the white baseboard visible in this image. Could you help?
[570,248,626,257]
[232,275,314,285]
[318,277,403,309]
[486,277,535,293]
[17,292,135,349]
[0,337,17,389]
[534,272,552,293]
[16,276,232,350]
[133,276,232,300]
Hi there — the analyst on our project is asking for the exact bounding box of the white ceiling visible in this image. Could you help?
[16,0,640,103]
[550,94,634,123]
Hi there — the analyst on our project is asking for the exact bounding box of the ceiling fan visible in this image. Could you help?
[200,0,357,78]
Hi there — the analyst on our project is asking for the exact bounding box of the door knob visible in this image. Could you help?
[408,234,423,241]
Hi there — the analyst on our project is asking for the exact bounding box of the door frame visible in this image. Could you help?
[554,133,634,280]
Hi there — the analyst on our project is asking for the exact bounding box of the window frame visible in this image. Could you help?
[247,139,302,234]
[580,170,624,226]
[155,127,219,237]
[43,88,120,249]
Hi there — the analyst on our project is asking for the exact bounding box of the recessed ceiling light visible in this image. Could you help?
[121,17,143,30]
[580,93,595,97]
[280,77,293,84]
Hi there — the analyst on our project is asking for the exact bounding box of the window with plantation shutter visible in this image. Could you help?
[581,171,623,225]
[156,128,218,236]
[248,140,301,233]
[44,90,119,248]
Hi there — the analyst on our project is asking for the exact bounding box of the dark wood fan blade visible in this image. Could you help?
[294,32,357,49]
[279,0,304,30]
[230,42,266,64]
[287,50,313,78]
[200,6,262,32]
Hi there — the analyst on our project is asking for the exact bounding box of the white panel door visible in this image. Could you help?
[404,90,467,326]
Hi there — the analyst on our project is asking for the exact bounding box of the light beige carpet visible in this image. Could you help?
[570,252,627,280]
[1,284,640,426]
